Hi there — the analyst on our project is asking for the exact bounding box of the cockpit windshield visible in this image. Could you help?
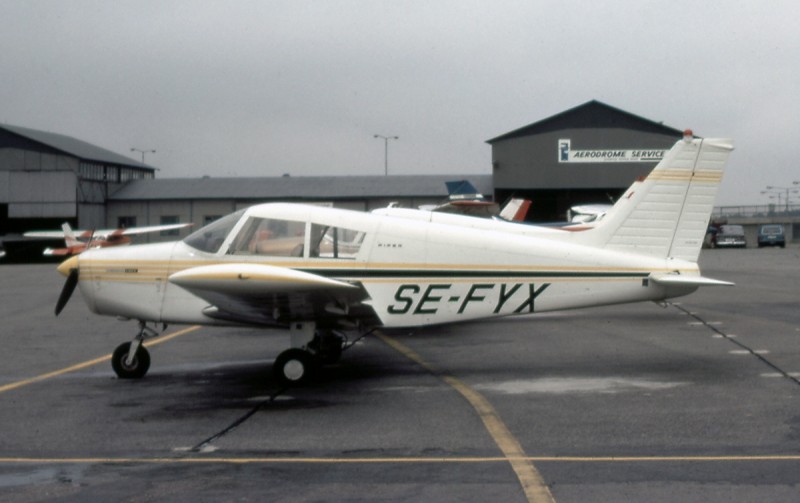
[183,209,244,253]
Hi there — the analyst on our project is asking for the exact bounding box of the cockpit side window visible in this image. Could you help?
[229,217,306,257]
[183,209,244,254]
[310,224,365,259]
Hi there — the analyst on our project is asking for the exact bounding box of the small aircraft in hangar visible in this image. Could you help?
[53,133,733,386]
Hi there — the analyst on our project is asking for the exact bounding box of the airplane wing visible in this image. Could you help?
[117,223,193,236]
[23,230,74,239]
[25,223,192,240]
[168,263,378,327]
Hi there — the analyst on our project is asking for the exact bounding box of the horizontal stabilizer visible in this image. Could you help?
[650,274,734,287]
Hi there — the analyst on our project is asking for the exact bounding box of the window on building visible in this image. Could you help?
[79,162,105,181]
[160,215,181,236]
[106,166,119,182]
[117,216,137,229]
[203,215,222,226]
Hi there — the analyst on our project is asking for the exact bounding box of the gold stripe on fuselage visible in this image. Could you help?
[79,259,696,285]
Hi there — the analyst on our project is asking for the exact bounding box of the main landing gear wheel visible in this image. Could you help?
[112,342,151,379]
[273,348,315,387]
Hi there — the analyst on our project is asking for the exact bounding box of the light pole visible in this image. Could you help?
[131,147,156,164]
[761,191,783,213]
[765,185,799,213]
[373,134,398,176]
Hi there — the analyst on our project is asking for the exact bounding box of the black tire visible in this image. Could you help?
[112,342,151,379]
[273,349,314,386]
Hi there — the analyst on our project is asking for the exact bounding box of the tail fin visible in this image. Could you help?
[578,134,733,262]
[62,223,81,248]
[498,198,532,222]
[445,180,486,201]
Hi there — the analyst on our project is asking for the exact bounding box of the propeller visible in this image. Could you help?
[55,256,80,316]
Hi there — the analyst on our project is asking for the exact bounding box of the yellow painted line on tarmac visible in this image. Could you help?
[377,332,556,503]
[0,326,201,394]
[1,454,799,466]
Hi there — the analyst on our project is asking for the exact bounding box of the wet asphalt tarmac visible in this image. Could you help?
[1,248,799,502]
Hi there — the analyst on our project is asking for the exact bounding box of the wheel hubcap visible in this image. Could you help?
[121,353,138,371]
[283,359,305,381]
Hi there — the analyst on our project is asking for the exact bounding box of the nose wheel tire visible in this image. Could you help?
[273,349,315,387]
[112,342,151,379]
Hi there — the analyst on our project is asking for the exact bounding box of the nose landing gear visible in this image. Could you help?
[111,321,159,379]
[112,341,151,379]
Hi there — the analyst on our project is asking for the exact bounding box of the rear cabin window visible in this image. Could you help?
[310,224,365,259]
[230,217,306,257]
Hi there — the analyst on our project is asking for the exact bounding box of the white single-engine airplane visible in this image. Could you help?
[54,133,733,386]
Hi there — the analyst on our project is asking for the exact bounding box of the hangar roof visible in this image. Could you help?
[486,100,685,143]
[0,124,153,170]
[109,174,494,201]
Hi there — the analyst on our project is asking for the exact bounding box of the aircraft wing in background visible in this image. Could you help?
[26,222,193,256]
[25,222,192,240]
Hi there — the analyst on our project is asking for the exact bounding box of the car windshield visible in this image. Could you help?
[761,225,783,234]
[720,225,744,235]
[183,209,245,253]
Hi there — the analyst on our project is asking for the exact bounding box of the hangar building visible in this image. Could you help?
[0,124,154,234]
[107,174,493,235]
[2,100,690,244]
[0,123,492,243]
[488,100,686,221]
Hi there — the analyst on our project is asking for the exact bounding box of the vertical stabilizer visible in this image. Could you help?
[62,223,81,248]
[580,135,733,262]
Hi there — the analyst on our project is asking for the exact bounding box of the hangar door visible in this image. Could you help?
[7,171,76,218]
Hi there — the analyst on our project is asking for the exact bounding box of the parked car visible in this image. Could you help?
[711,224,747,248]
[757,224,785,248]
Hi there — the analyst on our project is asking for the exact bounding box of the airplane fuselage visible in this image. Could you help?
[74,203,698,329]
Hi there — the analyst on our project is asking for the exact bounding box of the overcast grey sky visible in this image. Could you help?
[2,0,798,205]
